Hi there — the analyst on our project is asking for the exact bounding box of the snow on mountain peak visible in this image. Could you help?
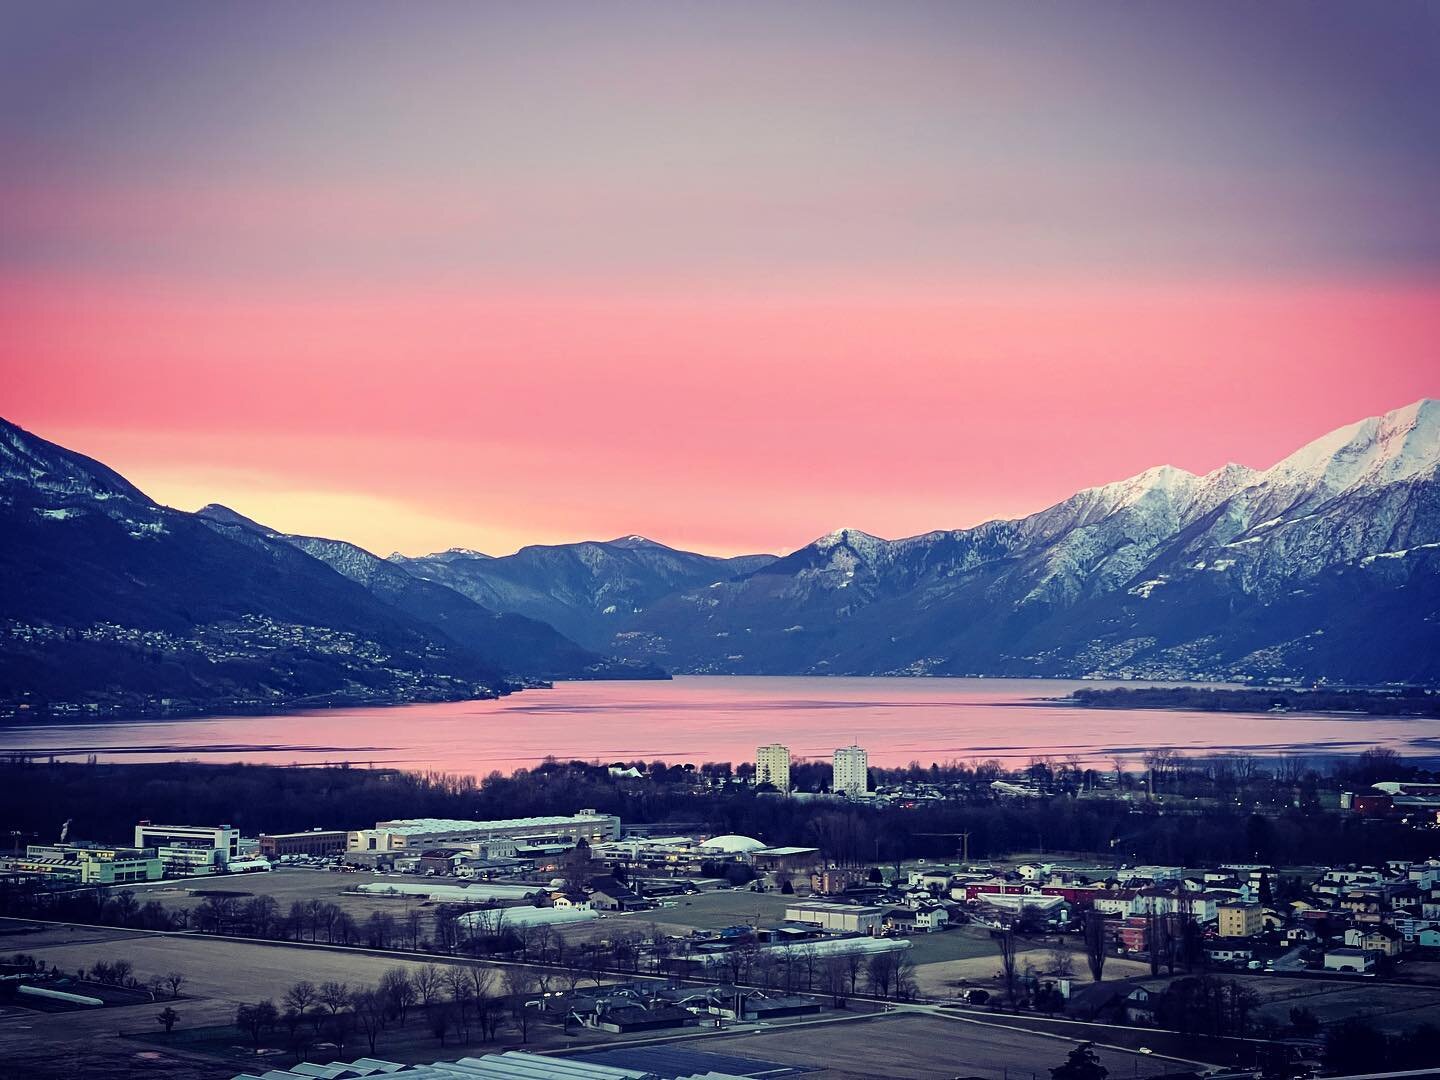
[1261,397,1439,496]
[816,526,884,549]
[609,534,661,549]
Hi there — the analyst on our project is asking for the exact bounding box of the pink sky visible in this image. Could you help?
[3,4,1438,557]
[6,272,1437,556]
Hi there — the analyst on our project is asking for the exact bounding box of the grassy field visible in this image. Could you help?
[905,927,1151,998]
[696,1012,1187,1080]
[10,923,487,1003]
[125,867,434,924]
[1235,973,1440,1035]
[544,887,797,950]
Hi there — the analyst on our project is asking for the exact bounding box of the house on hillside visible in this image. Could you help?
[1343,924,1402,957]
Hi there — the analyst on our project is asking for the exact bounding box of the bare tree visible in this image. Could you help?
[412,964,444,1009]
[1047,946,1075,978]
[531,924,556,964]
[283,979,318,1018]
[163,971,186,999]
[467,965,500,1041]
[240,1000,279,1048]
[503,967,537,1043]
[1275,753,1309,785]
[317,980,351,1017]
[821,954,850,1007]
[443,966,473,1042]
[1083,910,1108,983]
[894,952,919,1002]
[378,968,414,1025]
[866,950,899,1000]
[843,948,866,996]
[353,988,387,1053]
[994,927,1018,1006]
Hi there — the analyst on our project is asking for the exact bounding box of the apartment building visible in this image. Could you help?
[755,744,791,793]
[833,745,869,797]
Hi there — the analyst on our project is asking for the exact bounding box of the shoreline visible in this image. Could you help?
[1051,685,1440,722]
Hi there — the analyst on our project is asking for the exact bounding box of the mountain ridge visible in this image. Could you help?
[3,399,1437,708]
[600,399,1439,682]
[0,418,662,719]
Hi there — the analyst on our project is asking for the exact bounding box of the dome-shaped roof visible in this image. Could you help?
[700,834,767,854]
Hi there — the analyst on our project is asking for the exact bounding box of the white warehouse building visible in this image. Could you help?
[348,810,620,853]
[784,901,886,935]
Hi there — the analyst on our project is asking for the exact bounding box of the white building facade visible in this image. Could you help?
[833,745,869,797]
[347,810,620,853]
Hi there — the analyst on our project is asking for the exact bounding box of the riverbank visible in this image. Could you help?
[1058,685,1440,719]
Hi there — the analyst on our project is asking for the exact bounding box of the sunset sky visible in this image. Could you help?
[4,2,1438,558]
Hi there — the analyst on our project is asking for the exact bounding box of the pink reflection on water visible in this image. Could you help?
[1,677,1430,778]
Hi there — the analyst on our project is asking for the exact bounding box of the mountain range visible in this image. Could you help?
[0,420,660,718]
[2,399,1437,718]
[394,399,1440,684]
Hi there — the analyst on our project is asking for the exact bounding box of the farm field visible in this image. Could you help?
[695,1011,1187,1080]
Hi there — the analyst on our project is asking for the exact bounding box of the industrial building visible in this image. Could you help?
[832,744,869,797]
[232,1049,752,1080]
[750,846,822,875]
[1,842,162,885]
[348,810,620,853]
[258,829,348,858]
[783,900,886,935]
[755,743,791,792]
[134,821,240,875]
[457,905,600,931]
[357,880,543,903]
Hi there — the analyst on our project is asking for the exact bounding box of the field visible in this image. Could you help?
[905,926,1151,998]
[693,1012,1191,1080]
[125,867,435,924]
[1235,973,1440,1035]
[2,922,480,1003]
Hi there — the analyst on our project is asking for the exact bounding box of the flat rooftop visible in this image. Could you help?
[785,901,886,915]
[367,812,616,836]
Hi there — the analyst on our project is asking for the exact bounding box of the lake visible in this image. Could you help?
[1,676,1434,776]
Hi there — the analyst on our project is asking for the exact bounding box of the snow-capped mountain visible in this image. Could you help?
[607,400,1440,682]
[4,399,1437,707]
[0,418,658,717]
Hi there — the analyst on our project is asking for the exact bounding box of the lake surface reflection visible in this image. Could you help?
[2,676,1434,776]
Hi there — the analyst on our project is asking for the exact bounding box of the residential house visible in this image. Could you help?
[588,876,645,911]
[1343,924,1402,957]
[1123,985,1162,1026]
[883,904,947,933]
